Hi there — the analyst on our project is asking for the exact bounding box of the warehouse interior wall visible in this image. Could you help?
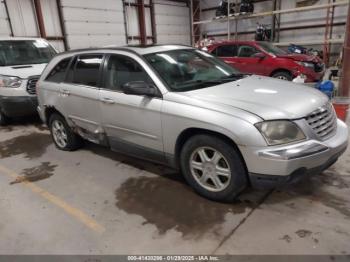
[0,0,190,51]
[1,0,344,64]
[200,0,347,64]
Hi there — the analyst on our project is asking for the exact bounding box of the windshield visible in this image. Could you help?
[144,49,243,92]
[258,42,287,56]
[0,39,56,66]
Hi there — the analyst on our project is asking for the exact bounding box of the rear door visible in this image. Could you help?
[59,53,104,134]
[99,53,164,162]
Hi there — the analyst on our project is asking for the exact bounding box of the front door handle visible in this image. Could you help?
[100,97,115,104]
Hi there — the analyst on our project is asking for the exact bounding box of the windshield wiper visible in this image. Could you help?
[220,73,248,80]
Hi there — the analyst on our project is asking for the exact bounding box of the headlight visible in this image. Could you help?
[255,121,306,146]
[296,61,315,70]
[0,75,22,88]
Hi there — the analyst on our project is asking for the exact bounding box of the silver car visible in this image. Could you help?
[37,45,348,202]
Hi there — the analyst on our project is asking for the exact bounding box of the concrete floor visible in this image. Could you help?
[0,117,349,255]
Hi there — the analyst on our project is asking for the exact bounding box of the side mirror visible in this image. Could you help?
[122,81,158,97]
[253,52,266,60]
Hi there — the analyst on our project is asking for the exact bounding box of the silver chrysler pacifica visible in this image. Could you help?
[37,45,348,202]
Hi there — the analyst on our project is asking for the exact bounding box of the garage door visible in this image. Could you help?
[61,0,126,50]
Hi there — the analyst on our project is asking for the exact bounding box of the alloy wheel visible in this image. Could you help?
[52,120,68,148]
[190,147,231,192]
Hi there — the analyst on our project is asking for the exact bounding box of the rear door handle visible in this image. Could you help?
[100,97,115,104]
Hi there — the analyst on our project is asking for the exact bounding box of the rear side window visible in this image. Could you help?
[215,45,237,57]
[45,57,71,83]
[66,54,103,87]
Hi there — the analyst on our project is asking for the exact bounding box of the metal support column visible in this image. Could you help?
[3,0,14,36]
[150,0,157,44]
[339,3,350,97]
[190,0,201,46]
[33,0,46,38]
[56,0,68,50]
[137,0,147,45]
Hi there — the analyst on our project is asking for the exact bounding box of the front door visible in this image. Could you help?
[236,44,267,75]
[99,53,164,162]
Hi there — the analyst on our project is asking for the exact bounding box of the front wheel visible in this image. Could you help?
[49,113,82,151]
[180,135,248,202]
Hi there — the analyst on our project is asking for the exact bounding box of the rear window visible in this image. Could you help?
[0,40,56,66]
[45,57,71,83]
[66,54,103,87]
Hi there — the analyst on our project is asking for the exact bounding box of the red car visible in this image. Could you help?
[205,41,325,82]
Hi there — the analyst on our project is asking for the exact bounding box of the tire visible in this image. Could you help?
[272,71,293,81]
[180,134,248,202]
[49,113,82,151]
[0,110,9,126]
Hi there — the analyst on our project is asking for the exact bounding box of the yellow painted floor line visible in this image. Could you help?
[0,164,105,234]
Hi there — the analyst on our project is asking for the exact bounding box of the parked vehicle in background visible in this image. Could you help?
[205,41,325,82]
[37,45,347,202]
[0,37,57,125]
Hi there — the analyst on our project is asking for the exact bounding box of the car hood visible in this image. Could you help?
[0,63,47,79]
[182,75,328,120]
[276,53,321,63]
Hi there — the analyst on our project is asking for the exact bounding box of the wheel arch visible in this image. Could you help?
[270,68,293,78]
[44,106,64,126]
[174,127,248,173]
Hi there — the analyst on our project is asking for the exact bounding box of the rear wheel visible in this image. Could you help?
[272,71,293,81]
[180,134,248,202]
[49,113,82,151]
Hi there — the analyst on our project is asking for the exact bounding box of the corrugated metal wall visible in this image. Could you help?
[61,0,126,49]
[5,0,39,37]
[154,0,190,44]
[0,0,190,50]
[0,1,11,36]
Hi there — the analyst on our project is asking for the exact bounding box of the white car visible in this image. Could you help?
[0,37,57,125]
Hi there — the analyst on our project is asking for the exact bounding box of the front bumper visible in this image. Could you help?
[294,68,324,83]
[239,119,348,189]
[0,95,38,117]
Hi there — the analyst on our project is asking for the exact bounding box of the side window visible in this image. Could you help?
[104,54,153,91]
[237,45,259,57]
[215,45,237,57]
[45,57,71,83]
[66,54,103,87]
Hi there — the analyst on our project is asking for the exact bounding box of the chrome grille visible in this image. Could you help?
[26,76,39,95]
[305,103,337,140]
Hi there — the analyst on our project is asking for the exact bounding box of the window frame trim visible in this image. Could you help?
[63,52,106,88]
[100,53,162,98]
[44,56,73,83]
